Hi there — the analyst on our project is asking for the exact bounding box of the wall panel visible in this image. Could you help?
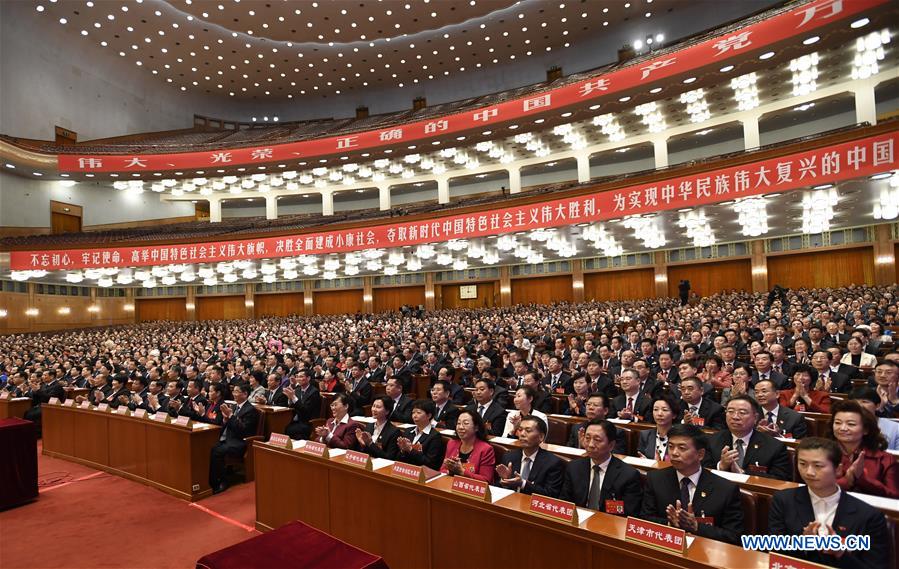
[136,298,187,322]
[584,269,655,302]
[511,275,573,305]
[767,247,875,289]
[895,243,899,283]
[373,286,425,313]
[667,259,752,297]
[255,293,304,317]
[196,295,245,321]
[314,289,363,315]
[439,282,497,309]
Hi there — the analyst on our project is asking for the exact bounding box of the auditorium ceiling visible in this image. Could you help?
[31,0,777,101]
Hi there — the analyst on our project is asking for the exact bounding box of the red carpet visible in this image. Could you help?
[0,443,260,569]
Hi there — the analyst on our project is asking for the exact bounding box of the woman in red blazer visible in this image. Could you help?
[314,392,360,450]
[827,399,899,498]
[441,409,496,484]
[778,366,831,414]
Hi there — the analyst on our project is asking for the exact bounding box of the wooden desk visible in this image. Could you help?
[42,403,221,501]
[0,397,32,419]
[411,374,431,400]
[254,442,767,569]
[64,387,89,400]
[253,405,292,438]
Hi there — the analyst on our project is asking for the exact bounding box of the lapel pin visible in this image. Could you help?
[701,491,707,498]
[753,444,759,449]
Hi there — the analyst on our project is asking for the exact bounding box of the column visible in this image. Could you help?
[424,272,436,311]
[576,154,591,183]
[244,284,255,318]
[186,286,197,321]
[265,196,278,220]
[508,166,522,194]
[321,191,334,216]
[750,239,769,293]
[854,82,877,125]
[303,280,314,316]
[363,277,374,313]
[742,115,760,151]
[653,251,668,298]
[124,288,136,324]
[208,198,222,223]
[873,224,896,285]
[571,259,585,303]
[89,288,99,325]
[652,137,668,169]
[499,266,512,307]
[437,177,450,204]
[378,185,391,211]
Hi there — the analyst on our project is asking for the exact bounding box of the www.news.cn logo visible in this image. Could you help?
[741,534,871,552]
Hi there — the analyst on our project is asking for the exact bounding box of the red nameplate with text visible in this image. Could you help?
[172,415,190,427]
[79,400,91,409]
[152,412,169,423]
[769,553,831,569]
[625,517,687,554]
[343,450,372,469]
[451,477,491,502]
[528,495,578,525]
[63,399,76,407]
[96,403,109,412]
[0,391,9,400]
[133,408,147,418]
[391,462,425,483]
[48,397,60,405]
[301,441,329,458]
[268,433,290,448]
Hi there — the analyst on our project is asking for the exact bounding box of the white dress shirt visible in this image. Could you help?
[675,468,702,503]
[809,487,841,534]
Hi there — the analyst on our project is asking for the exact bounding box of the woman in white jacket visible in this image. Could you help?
[841,337,877,368]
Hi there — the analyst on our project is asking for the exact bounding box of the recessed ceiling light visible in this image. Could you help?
[619,96,631,102]
[871,172,892,180]
[649,87,662,94]
[802,36,820,45]
[850,17,869,29]
[4,163,15,169]
[758,51,775,60]
[719,65,734,72]
[683,77,696,84]
[589,104,601,110]
[561,112,572,118]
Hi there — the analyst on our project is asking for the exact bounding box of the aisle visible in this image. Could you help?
[0,443,259,569]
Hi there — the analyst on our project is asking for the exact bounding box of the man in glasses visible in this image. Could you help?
[703,395,792,480]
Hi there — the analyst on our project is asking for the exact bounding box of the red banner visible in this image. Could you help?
[56,0,886,173]
[15,131,898,271]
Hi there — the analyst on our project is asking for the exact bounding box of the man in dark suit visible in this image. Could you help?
[386,377,414,423]
[640,424,745,544]
[209,383,260,494]
[466,379,507,436]
[343,364,373,415]
[769,437,892,569]
[677,378,726,431]
[609,369,653,422]
[159,380,187,418]
[567,393,627,454]
[257,372,288,406]
[810,350,852,393]
[284,371,321,440]
[99,374,130,409]
[827,346,860,382]
[751,352,789,389]
[396,400,445,470]
[544,356,572,394]
[23,370,66,434]
[389,356,413,393]
[561,419,642,516]
[431,379,460,430]
[497,416,564,497]
[753,379,808,439]
[704,395,792,480]
[175,379,209,422]
[364,357,386,384]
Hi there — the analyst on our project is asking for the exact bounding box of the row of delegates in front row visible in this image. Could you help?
[305,387,899,497]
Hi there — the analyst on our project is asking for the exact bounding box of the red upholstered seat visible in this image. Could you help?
[196,520,389,569]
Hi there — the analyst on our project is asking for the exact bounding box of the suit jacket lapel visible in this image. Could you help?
[831,492,858,534]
